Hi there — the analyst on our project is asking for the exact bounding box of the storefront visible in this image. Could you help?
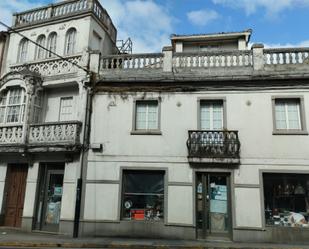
[34,163,65,232]
[263,173,309,228]
[196,172,232,240]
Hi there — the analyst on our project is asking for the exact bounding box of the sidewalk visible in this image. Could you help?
[0,228,308,249]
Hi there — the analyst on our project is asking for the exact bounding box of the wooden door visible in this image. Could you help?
[4,164,28,227]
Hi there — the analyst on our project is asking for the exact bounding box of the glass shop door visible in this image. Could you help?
[196,173,232,240]
[34,164,64,232]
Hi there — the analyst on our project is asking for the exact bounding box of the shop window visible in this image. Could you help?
[133,100,160,132]
[263,173,309,228]
[122,170,164,221]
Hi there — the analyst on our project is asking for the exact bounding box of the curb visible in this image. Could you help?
[0,242,306,249]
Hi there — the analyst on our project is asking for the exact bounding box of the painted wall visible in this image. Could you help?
[84,88,309,234]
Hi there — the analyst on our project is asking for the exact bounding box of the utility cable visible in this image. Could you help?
[0,20,90,74]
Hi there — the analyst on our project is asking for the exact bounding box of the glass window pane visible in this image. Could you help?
[201,101,223,130]
[275,102,287,129]
[122,171,164,221]
[135,101,158,130]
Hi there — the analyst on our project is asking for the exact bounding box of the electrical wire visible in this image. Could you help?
[0,20,90,74]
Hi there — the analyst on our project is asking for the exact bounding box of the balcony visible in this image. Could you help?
[0,121,82,153]
[186,130,240,164]
[10,55,83,79]
[99,46,309,82]
[13,0,116,42]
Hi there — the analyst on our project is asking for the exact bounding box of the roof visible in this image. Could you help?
[170,29,252,43]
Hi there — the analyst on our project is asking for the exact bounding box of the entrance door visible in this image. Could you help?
[34,164,64,232]
[4,164,28,227]
[196,173,231,240]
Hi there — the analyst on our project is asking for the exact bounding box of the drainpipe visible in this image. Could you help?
[73,77,93,238]
[73,51,99,237]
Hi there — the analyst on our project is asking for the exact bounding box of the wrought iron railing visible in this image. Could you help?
[187,130,240,159]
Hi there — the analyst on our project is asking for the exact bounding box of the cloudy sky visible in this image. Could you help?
[1,0,309,52]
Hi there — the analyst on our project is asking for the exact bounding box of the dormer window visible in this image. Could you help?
[47,32,57,58]
[65,28,77,55]
[35,35,46,60]
[0,88,26,124]
[18,38,28,63]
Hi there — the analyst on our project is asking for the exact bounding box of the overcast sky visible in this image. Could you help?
[1,0,309,52]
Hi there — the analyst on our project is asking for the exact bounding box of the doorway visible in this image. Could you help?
[34,163,64,232]
[196,172,232,240]
[3,164,28,227]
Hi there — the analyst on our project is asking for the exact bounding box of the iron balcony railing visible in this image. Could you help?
[187,130,240,159]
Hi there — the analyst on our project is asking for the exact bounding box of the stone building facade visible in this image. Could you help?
[1,0,309,244]
[0,0,116,235]
[85,32,309,243]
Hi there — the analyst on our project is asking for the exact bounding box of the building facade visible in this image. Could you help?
[0,0,116,235]
[82,32,309,243]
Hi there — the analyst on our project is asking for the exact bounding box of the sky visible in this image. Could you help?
[1,0,309,53]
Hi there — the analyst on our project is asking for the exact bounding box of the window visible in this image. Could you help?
[65,28,76,55]
[200,100,224,130]
[47,32,57,58]
[59,97,73,121]
[273,97,307,134]
[0,88,26,124]
[263,173,309,228]
[122,170,164,221]
[18,38,28,63]
[133,100,160,132]
[35,35,46,60]
[33,94,42,123]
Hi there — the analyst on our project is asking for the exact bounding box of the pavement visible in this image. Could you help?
[0,227,308,249]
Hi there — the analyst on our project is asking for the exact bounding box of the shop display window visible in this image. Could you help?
[122,170,164,221]
[263,173,309,228]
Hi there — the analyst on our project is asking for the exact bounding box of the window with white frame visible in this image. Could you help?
[274,98,302,130]
[47,32,57,58]
[64,28,76,55]
[33,94,42,123]
[135,100,159,131]
[59,97,73,121]
[35,35,46,60]
[200,100,224,130]
[0,88,26,124]
[18,38,28,63]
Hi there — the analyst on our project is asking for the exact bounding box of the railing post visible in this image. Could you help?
[252,43,265,71]
[162,46,173,72]
[46,4,53,18]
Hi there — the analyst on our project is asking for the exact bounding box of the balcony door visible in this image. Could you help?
[196,172,232,240]
[34,163,64,232]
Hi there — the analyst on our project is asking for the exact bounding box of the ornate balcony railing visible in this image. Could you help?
[29,121,82,145]
[100,53,163,70]
[10,55,82,77]
[173,50,253,68]
[187,130,240,162]
[264,48,309,65]
[0,125,23,145]
[14,0,116,42]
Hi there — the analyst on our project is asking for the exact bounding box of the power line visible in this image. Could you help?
[0,20,90,74]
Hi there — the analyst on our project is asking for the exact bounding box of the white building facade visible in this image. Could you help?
[0,0,116,235]
[83,32,309,243]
